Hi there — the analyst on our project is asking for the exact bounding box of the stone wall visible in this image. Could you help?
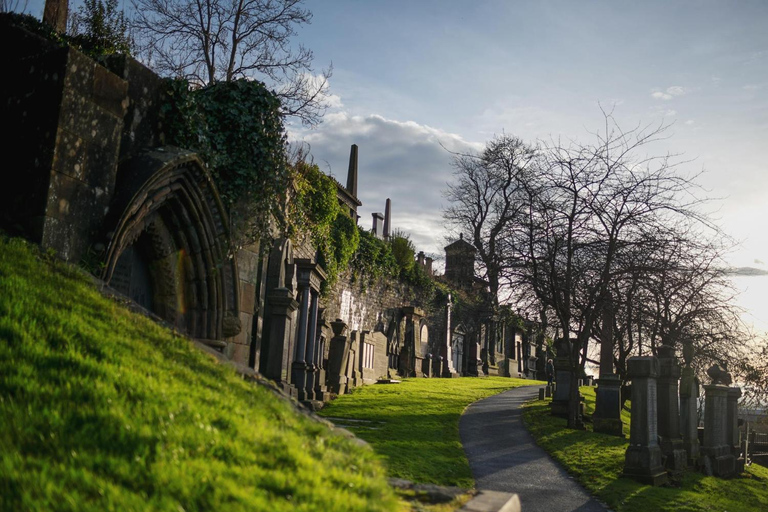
[1,20,127,262]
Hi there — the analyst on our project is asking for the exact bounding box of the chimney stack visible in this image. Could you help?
[346,144,358,198]
[383,198,391,239]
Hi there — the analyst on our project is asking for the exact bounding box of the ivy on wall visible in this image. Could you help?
[161,78,288,247]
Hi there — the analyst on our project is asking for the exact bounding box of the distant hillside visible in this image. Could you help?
[0,236,396,512]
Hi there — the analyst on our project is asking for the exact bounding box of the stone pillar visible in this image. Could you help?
[728,387,744,474]
[314,309,330,401]
[291,285,311,399]
[442,294,458,377]
[43,0,68,33]
[263,288,299,396]
[657,345,687,474]
[701,366,735,477]
[550,339,572,418]
[303,290,320,401]
[326,319,350,394]
[623,356,668,486]
[679,366,700,467]
[593,304,623,436]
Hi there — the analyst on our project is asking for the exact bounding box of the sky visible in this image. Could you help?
[283,0,768,268]
[18,0,768,321]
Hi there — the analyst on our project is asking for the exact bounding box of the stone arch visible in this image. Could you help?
[102,147,240,341]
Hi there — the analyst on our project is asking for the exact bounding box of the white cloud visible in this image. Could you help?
[651,85,688,101]
[685,119,695,125]
[291,112,481,255]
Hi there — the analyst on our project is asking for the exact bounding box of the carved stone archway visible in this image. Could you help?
[102,147,240,342]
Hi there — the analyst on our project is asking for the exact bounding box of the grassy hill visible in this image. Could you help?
[0,236,397,512]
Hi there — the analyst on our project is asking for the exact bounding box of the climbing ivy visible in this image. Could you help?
[161,78,288,246]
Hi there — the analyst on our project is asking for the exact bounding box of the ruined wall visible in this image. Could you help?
[0,19,127,261]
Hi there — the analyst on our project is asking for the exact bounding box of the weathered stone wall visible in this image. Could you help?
[1,20,127,261]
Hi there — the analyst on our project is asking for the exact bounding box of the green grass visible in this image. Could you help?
[524,386,768,512]
[0,236,397,512]
[318,376,542,488]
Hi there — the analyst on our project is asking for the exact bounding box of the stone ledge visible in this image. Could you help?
[460,490,521,512]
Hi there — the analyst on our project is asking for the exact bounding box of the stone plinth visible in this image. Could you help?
[550,354,572,417]
[702,383,735,477]
[657,352,687,474]
[623,356,668,486]
[679,367,700,467]
[728,387,744,474]
[593,374,624,436]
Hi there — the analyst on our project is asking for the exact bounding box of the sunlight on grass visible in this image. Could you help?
[319,376,542,487]
[0,236,397,512]
[523,386,768,512]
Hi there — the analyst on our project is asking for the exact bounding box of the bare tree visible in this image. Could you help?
[131,0,331,126]
[0,0,29,13]
[443,135,538,311]
[510,113,720,428]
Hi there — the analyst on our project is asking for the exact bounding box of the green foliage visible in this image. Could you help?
[389,232,415,273]
[161,79,288,245]
[318,377,537,487]
[291,162,340,239]
[352,228,398,285]
[0,236,397,512]
[69,0,133,56]
[524,387,768,512]
[318,213,360,293]
[1,10,130,59]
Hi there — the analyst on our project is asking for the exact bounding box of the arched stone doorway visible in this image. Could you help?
[102,148,240,342]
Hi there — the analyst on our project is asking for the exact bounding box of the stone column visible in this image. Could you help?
[701,365,735,477]
[679,340,700,467]
[263,287,299,396]
[326,319,349,394]
[623,356,668,486]
[43,0,68,33]
[442,294,458,377]
[679,367,700,467]
[303,290,320,401]
[657,345,687,474]
[291,286,311,399]
[550,338,572,418]
[593,304,623,436]
[314,309,330,401]
[728,387,744,474]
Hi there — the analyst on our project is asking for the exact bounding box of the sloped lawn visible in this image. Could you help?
[0,236,397,512]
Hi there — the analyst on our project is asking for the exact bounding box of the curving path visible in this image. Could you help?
[459,386,608,512]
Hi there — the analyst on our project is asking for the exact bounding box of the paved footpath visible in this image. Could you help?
[459,386,609,512]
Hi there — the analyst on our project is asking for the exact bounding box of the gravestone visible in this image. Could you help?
[550,338,572,417]
[657,345,687,474]
[679,341,700,467]
[326,319,350,394]
[728,387,745,474]
[594,304,624,435]
[623,356,668,486]
[701,365,736,477]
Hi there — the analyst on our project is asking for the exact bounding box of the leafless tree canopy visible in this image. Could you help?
[443,111,768,426]
[131,0,332,125]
